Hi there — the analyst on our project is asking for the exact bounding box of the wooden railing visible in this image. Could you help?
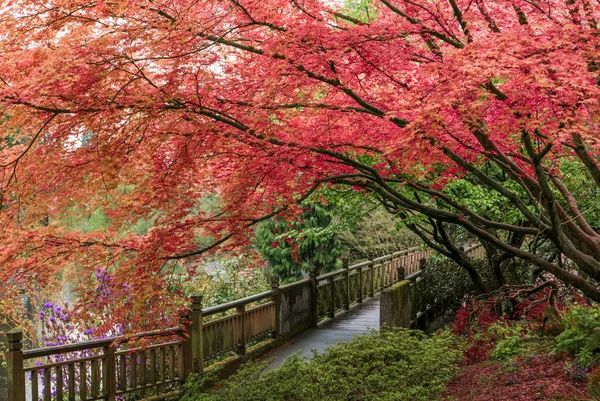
[312,246,433,323]
[7,328,185,401]
[6,244,483,401]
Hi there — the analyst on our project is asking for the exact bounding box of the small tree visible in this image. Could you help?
[256,204,341,281]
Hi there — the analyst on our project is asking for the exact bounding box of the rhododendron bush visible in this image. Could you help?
[1,0,600,328]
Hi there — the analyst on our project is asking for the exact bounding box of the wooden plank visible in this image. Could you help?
[129,352,137,391]
[329,277,335,318]
[79,361,87,401]
[140,350,147,395]
[31,369,38,401]
[104,345,116,401]
[119,354,127,391]
[150,348,157,387]
[68,363,75,401]
[56,365,63,400]
[236,306,246,355]
[177,343,184,379]
[43,368,51,401]
[90,358,98,399]
[159,346,166,385]
[169,345,176,380]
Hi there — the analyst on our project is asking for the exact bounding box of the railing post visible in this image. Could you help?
[104,345,116,401]
[369,260,375,297]
[397,266,405,281]
[190,294,204,373]
[236,304,247,356]
[179,311,193,380]
[271,276,280,338]
[343,258,350,310]
[419,257,427,272]
[328,276,335,318]
[309,267,319,327]
[357,266,363,303]
[385,257,392,288]
[7,330,25,401]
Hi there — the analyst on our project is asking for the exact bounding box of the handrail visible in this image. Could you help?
[406,270,423,281]
[23,327,183,359]
[316,269,345,281]
[318,246,425,280]
[348,260,371,270]
[278,278,309,290]
[372,246,421,263]
[202,289,274,317]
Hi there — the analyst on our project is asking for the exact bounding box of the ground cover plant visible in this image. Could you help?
[443,292,599,401]
[182,329,462,401]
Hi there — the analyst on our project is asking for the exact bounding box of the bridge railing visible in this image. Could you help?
[5,244,483,401]
[313,246,434,322]
[7,327,186,401]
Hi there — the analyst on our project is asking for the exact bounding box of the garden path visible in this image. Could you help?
[263,294,380,371]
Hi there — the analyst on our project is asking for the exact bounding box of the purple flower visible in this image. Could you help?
[43,302,53,308]
[83,328,96,336]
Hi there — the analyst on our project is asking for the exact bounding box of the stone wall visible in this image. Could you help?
[278,280,313,338]
[380,280,412,330]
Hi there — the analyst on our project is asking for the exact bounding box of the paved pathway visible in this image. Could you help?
[263,294,380,371]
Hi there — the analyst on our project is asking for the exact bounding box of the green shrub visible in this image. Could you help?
[182,329,462,401]
[487,321,530,361]
[555,305,600,369]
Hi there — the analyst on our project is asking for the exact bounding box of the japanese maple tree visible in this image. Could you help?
[1,0,600,328]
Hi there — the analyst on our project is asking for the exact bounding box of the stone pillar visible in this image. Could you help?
[380,280,413,330]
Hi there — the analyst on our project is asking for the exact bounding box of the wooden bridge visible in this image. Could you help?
[5,244,484,401]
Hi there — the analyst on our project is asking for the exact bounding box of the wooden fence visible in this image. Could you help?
[6,244,483,401]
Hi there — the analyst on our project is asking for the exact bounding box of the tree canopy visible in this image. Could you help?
[2,0,600,327]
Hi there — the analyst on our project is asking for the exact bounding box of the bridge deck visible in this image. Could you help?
[264,294,380,371]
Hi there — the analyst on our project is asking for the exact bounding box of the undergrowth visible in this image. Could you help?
[181,329,462,401]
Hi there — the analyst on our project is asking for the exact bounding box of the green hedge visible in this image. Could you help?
[182,329,462,401]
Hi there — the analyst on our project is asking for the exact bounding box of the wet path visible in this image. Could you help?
[264,294,380,371]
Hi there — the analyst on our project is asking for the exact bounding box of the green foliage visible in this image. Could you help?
[492,336,525,361]
[444,178,530,226]
[420,256,481,316]
[558,160,600,231]
[314,186,420,262]
[255,204,341,282]
[182,329,462,401]
[421,254,532,318]
[482,321,532,361]
[170,256,270,307]
[202,257,270,306]
[556,305,600,367]
[341,0,378,22]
